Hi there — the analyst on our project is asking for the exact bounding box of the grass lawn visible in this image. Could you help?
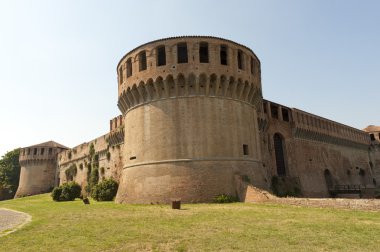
[0,194,379,251]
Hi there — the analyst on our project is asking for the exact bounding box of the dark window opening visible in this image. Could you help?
[130,156,136,160]
[40,148,44,155]
[274,134,286,176]
[139,51,147,71]
[118,67,123,85]
[243,144,249,155]
[378,133,380,139]
[324,169,333,190]
[250,57,255,74]
[199,42,209,63]
[263,102,267,113]
[370,134,375,141]
[33,148,37,155]
[48,148,52,155]
[177,43,188,63]
[126,58,132,77]
[157,46,166,66]
[270,104,278,119]
[220,45,228,65]
[237,50,244,70]
[282,108,289,122]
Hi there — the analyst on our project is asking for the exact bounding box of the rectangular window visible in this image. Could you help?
[48,148,52,155]
[243,144,249,155]
[118,67,123,85]
[282,108,289,122]
[251,57,255,74]
[237,50,244,70]
[156,46,166,66]
[139,51,147,71]
[130,156,136,160]
[270,104,278,119]
[220,45,228,65]
[40,148,44,155]
[263,102,267,113]
[34,148,37,155]
[199,42,209,63]
[177,43,188,63]
[126,58,132,77]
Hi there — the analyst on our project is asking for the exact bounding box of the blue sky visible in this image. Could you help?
[0,0,379,156]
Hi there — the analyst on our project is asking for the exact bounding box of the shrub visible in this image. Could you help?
[51,182,81,201]
[91,178,119,201]
[65,164,77,181]
[213,194,239,203]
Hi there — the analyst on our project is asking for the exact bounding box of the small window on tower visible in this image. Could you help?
[126,58,132,77]
[237,50,244,70]
[220,45,228,65]
[243,144,249,155]
[177,43,188,63]
[156,46,166,66]
[370,134,375,141]
[199,42,209,63]
[139,51,147,71]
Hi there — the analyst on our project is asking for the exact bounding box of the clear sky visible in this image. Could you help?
[0,0,379,156]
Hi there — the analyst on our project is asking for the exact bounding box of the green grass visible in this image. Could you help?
[0,194,379,251]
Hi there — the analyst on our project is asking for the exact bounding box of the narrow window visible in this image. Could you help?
[118,67,123,85]
[370,134,375,141]
[270,104,278,119]
[263,102,267,113]
[199,42,209,63]
[40,148,44,155]
[126,58,132,77]
[177,43,188,63]
[250,57,255,74]
[27,148,30,155]
[282,108,289,122]
[156,46,166,66]
[48,148,52,155]
[237,50,244,70]
[378,133,380,139]
[220,45,228,65]
[243,144,249,155]
[34,148,37,155]
[130,156,136,160]
[139,51,147,71]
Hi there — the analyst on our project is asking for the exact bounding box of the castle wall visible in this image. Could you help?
[58,117,124,192]
[259,100,376,197]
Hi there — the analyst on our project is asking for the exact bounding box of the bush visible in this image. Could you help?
[213,194,239,203]
[91,179,119,201]
[51,182,81,201]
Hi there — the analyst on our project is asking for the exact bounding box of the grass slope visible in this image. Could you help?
[0,194,379,251]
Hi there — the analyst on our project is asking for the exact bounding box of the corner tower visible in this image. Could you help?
[115,36,265,203]
[15,141,67,197]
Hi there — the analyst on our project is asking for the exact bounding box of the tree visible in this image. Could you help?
[0,148,21,200]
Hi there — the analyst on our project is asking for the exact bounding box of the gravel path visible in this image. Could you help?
[0,208,31,237]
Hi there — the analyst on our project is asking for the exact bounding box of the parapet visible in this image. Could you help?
[116,36,262,114]
[19,141,68,165]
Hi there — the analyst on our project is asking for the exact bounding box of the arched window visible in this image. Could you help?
[199,42,209,63]
[237,50,244,70]
[273,133,286,176]
[156,46,166,66]
[220,45,228,65]
[126,58,132,78]
[139,51,147,71]
[177,43,188,63]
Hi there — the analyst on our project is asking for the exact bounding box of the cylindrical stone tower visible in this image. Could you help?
[115,36,265,203]
[15,141,67,197]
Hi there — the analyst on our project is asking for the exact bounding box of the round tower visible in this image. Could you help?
[15,141,67,197]
[115,36,266,203]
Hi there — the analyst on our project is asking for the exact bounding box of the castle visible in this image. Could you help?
[15,36,380,203]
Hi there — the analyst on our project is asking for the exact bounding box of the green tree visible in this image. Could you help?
[0,148,21,200]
